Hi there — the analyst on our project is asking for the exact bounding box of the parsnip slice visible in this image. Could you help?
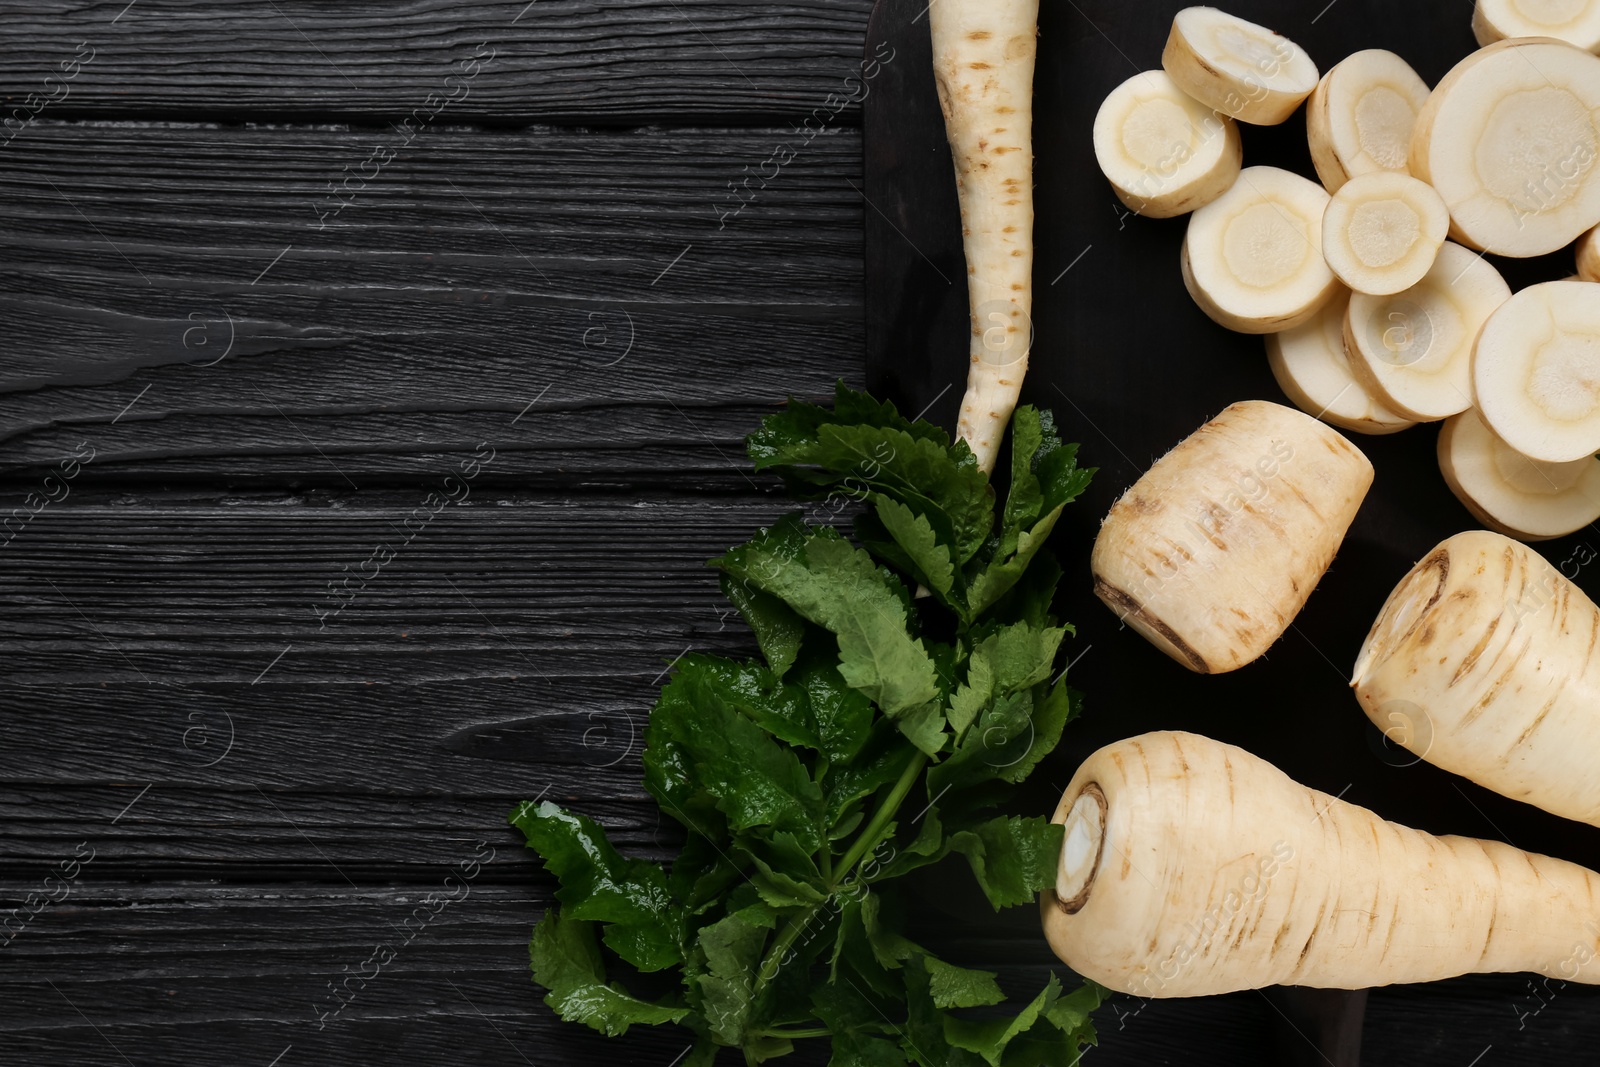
[1093,70,1243,218]
[1182,166,1339,333]
[1411,39,1600,257]
[1161,7,1319,126]
[1306,49,1431,193]
[1475,279,1600,462]
[1321,172,1449,295]
[1345,242,1512,421]
[1580,224,1600,281]
[1092,400,1372,674]
[1439,406,1600,539]
[1473,0,1600,53]
[1267,289,1417,435]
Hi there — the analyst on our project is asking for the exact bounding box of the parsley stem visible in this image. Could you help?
[749,748,928,1002]
[831,748,928,889]
[758,1027,829,1040]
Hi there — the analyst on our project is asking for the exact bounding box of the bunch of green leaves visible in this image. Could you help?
[512,384,1104,1066]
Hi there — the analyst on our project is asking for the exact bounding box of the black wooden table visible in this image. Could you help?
[2,3,1597,1065]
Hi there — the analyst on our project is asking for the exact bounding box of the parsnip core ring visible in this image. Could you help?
[1054,783,1106,913]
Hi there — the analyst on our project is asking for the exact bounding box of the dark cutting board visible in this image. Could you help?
[863,1,1600,1064]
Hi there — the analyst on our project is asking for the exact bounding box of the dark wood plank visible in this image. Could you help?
[0,123,864,485]
[0,1,875,125]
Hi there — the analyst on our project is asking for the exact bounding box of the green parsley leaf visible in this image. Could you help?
[720,573,806,678]
[925,956,1006,1009]
[945,972,1060,1066]
[947,815,1066,910]
[510,802,683,973]
[529,910,688,1036]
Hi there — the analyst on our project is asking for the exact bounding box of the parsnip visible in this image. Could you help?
[1266,289,1416,435]
[1474,280,1600,462]
[1092,400,1372,674]
[1439,407,1600,539]
[1161,7,1319,126]
[1321,172,1450,295]
[1473,0,1600,53]
[1306,50,1431,193]
[1093,70,1242,218]
[1043,731,1600,995]
[1353,531,1600,826]
[1578,224,1600,282]
[1344,241,1512,421]
[1411,38,1600,257]
[1182,166,1339,333]
[931,0,1039,474]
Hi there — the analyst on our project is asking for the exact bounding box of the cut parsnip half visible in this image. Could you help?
[1182,166,1338,333]
[1411,39,1600,257]
[1161,7,1319,126]
[1093,70,1243,218]
[1267,289,1417,435]
[1092,400,1372,674]
[1475,279,1600,462]
[1580,224,1600,281]
[1439,407,1600,539]
[1345,242,1512,421]
[1473,0,1600,53]
[1306,50,1431,193]
[1354,532,1600,827]
[1321,172,1449,295]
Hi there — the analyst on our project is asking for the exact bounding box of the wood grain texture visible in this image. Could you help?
[0,122,863,485]
[0,1,875,125]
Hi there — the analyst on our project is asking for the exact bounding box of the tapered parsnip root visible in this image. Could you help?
[1353,531,1600,825]
[1161,7,1319,126]
[1092,400,1372,674]
[1474,280,1600,462]
[1473,0,1600,52]
[1042,731,1600,995]
[1344,242,1512,421]
[1438,408,1600,539]
[1321,172,1450,295]
[1306,50,1431,193]
[1411,39,1600,257]
[1182,166,1339,333]
[1580,225,1600,281]
[1093,70,1243,218]
[1266,289,1417,435]
[931,0,1039,474]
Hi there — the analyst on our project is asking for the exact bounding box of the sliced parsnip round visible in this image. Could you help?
[1093,70,1243,218]
[1266,289,1417,435]
[1439,406,1600,539]
[1475,279,1600,462]
[1344,242,1512,421]
[1306,50,1431,193]
[1411,39,1600,257]
[1161,7,1319,126]
[1580,224,1600,281]
[1182,166,1339,333]
[1321,172,1450,295]
[1473,0,1600,52]
[1092,400,1373,674]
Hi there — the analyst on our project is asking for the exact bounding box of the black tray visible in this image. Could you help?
[863,1,1599,1064]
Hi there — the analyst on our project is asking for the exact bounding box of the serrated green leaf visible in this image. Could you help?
[721,573,806,678]
[716,526,943,738]
[860,889,919,970]
[510,802,683,972]
[873,497,958,601]
[966,504,1066,618]
[994,682,1082,787]
[831,1031,910,1066]
[945,973,1060,1066]
[902,956,988,1067]
[947,816,1065,911]
[646,656,829,853]
[693,907,773,1045]
[798,662,875,765]
[529,910,687,1036]
[925,956,1006,1009]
